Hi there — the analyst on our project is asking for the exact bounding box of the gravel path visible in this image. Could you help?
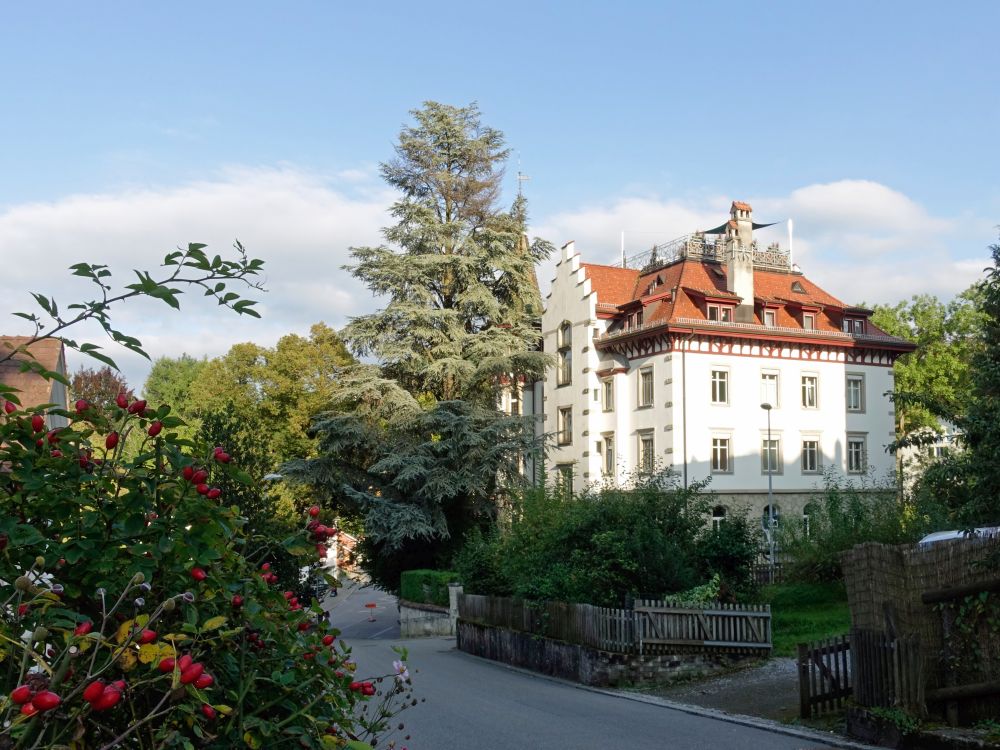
[640,657,801,722]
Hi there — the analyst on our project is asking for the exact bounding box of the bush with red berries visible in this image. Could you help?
[0,394,413,749]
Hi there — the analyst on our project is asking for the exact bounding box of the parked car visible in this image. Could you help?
[917,527,1000,547]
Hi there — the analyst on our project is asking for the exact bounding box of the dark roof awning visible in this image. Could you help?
[704,220,779,234]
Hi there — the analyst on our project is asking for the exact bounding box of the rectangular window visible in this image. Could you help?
[602,379,615,412]
[761,438,782,474]
[846,374,865,412]
[801,439,820,473]
[510,387,521,416]
[603,435,615,475]
[557,407,573,446]
[801,375,818,408]
[764,309,777,327]
[760,371,778,408]
[639,432,655,474]
[847,435,867,473]
[557,349,572,386]
[639,368,654,407]
[711,437,731,474]
[843,318,865,334]
[711,369,729,405]
[707,304,732,322]
[803,313,815,330]
[556,464,574,494]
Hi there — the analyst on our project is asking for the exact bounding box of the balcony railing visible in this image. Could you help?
[594,317,906,345]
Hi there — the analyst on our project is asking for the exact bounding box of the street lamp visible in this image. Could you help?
[760,402,775,583]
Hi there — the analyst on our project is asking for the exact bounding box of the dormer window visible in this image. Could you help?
[843,318,865,334]
[764,310,777,327]
[803,313,815,330]
[791,280,806,294]
[707,304,733,323]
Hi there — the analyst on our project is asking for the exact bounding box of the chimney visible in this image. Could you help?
[725,201,756,323]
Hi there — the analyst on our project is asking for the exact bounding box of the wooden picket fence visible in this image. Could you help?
[797,630,924,719]
[633,599,772,654]
[798,634,852,718]
[458,594,771,655]
[852,629,924,716]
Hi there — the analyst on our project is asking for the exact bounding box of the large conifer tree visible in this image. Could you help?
[283,102,552,589]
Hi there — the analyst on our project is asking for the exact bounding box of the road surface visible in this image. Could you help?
[328,585,851,750]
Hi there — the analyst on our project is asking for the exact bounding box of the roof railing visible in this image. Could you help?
[620,234,791,272]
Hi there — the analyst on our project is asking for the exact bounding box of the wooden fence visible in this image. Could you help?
[796,630,924,719]
[853,629,924,716]
[633,599,772,654]
[797,634,852,718]
[458,594,771,655]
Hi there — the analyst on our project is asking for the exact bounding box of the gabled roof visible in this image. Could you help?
[0,337,67,409]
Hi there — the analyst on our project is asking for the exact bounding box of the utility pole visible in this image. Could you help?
[760,402,775,583]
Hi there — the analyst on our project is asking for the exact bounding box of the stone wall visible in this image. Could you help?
[400,600,453,638]
[457,620,756,687]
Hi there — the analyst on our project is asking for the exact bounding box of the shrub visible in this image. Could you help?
[0,392,412,749]
[455,474,758,607]
[778,473,947,582]
[399,569,459,607]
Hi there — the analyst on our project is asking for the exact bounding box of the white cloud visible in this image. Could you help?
[2,172,991,392]
[531,180,988,304]
[0,166,392,390]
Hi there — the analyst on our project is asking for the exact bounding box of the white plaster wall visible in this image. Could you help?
[542,242,598,491]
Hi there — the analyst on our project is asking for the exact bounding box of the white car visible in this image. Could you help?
[917,527,1000,547]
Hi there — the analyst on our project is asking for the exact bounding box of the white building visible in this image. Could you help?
[541,201,915,524]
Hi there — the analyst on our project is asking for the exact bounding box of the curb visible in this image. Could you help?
[453,647,879,750]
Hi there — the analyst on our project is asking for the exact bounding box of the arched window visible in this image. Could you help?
[711,505,727,531]
[557,321,572,386]
[761,504,781,531]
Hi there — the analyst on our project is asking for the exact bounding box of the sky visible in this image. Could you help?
[1,1,998,389]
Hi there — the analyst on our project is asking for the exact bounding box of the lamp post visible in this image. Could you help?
[760,402,775,583]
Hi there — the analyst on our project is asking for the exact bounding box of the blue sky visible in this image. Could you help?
[1,1,998,387]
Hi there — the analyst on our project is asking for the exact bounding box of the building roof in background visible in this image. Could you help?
[0,336,66,408]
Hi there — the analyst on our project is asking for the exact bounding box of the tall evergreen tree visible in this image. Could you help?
[283,102,552,590]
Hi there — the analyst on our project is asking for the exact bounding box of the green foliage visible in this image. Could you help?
[143,353,208,437]
[399,570,458,607]
[777,475,946,582]
[343,101,551,404]
[9,243,263,374]
[868,706,922,736]
[287,399,537,591]
[0,398,410,749]
[760,583,850,657]
[285,103,552,592]
[871,289,984,438]
[0,248,412,749]
[454,476,760,607]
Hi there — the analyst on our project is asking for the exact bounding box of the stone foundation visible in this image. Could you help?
[457,620,758,687]
[400,600,453,638]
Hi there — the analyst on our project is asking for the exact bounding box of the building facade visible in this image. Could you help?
[541,202,914,525]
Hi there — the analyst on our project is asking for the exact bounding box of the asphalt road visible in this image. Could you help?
[349,637,848,750]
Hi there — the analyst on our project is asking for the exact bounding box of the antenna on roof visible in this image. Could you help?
[620,231,625,267]
[787,219,794,268]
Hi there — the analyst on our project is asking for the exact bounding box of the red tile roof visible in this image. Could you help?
[580,257,893,336]
[580,264,640,306]
[732,201,752,212]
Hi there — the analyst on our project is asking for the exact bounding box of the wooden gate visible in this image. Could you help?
[798,634,852,718]
[632,600,772,654]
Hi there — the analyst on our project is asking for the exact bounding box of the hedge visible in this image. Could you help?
[399,569,459,607]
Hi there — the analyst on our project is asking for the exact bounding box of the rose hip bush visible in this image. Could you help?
[0,394,413,749]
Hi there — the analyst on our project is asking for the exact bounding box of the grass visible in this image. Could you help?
[760,581,851,657]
